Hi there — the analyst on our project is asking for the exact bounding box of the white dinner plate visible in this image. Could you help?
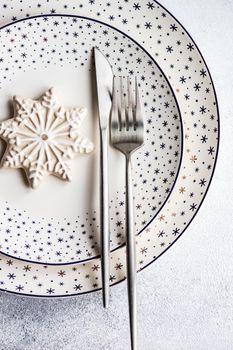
[0,0,219,297]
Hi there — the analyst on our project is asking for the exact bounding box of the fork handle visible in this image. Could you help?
[125,154,137,350]
[100,128,110,309]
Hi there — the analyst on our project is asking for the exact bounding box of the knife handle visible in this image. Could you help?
[100,128,110,308]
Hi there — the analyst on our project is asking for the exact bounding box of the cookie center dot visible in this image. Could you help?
[41,134,48,141]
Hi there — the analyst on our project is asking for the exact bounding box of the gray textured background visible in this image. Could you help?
[0,0,232,349]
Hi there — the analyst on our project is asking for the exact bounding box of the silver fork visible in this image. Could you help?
[110,76,144,350]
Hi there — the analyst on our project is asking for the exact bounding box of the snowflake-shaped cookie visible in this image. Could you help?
[0,88,94,188]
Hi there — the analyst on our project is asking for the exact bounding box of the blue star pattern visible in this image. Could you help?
[0,0,219,297]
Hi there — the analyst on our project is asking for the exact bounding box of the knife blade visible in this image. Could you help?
[94,47,113,308]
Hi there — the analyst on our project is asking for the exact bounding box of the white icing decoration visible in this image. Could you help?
[0,88,94,189]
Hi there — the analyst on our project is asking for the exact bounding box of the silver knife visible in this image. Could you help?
[94,47,113,308]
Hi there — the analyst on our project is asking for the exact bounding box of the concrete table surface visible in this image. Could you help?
[0,1,232,349]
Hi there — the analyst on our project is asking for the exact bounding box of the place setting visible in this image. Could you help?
[0,2,219,350]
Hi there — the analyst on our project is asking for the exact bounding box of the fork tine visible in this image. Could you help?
[135,77,143,128]
[111,76,120,130]
[120,76,127,131]
[127,77,134,131]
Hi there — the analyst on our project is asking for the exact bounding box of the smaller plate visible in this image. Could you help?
[0,15,182,265]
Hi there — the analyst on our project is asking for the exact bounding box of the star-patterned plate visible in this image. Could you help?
[0,14,182,265]
[0,0,219,297]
